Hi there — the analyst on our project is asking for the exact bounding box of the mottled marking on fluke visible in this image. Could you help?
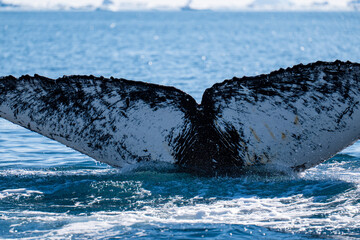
[264,123,276,140]
[294,116,299,125]
[249,127,261,142]
[1,60,360,176]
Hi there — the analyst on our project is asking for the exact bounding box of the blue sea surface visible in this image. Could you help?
[0,11,360,239]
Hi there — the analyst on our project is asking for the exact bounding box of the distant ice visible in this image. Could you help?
[0,0,359,11]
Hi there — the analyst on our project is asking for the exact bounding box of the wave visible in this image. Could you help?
[0,0,359,11]
[1,169,359,239]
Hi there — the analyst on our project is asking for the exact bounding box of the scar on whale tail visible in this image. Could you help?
[0,60,360,175]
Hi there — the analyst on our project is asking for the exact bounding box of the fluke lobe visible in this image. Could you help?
[0,60,360,176]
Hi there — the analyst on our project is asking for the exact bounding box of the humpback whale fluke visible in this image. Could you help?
[1,60,360,175]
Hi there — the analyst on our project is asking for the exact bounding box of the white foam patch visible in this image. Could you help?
[3,183,360,239]
[0,188,43,199]
[0,0,358,11]
[1,164,360,238]
[0,168,120,177]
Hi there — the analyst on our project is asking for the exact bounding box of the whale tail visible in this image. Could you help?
[1,60,360,175]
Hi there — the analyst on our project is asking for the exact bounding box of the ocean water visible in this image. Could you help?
[1,11,360,239]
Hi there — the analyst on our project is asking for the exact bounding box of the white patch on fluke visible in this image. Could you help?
[212,63,360,173]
